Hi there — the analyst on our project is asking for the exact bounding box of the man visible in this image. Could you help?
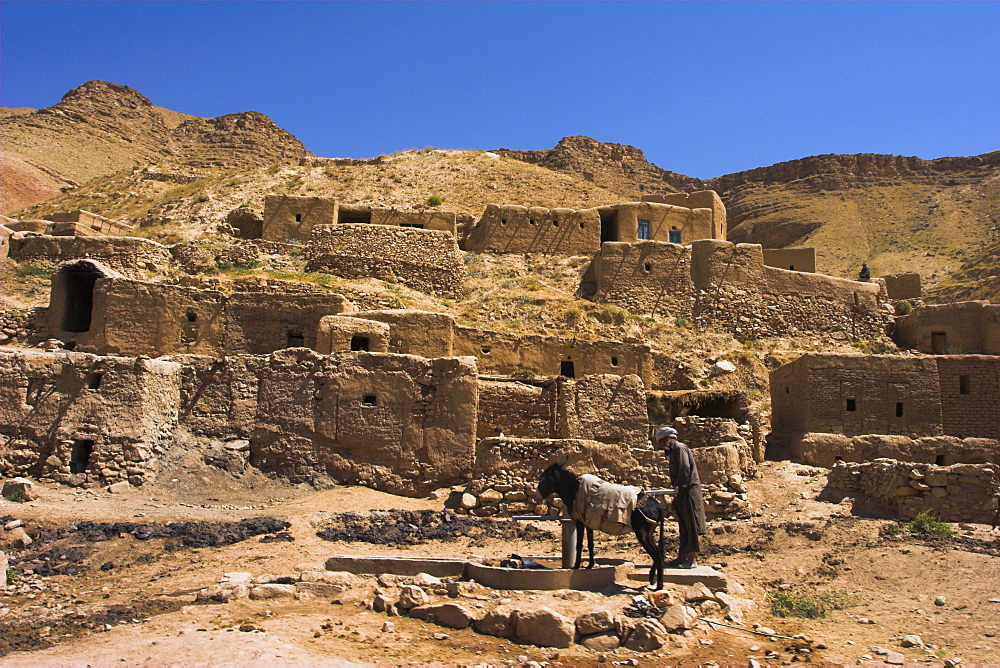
[654,426,706,569]
[859,262,872,281]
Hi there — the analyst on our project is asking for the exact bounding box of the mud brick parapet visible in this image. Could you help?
[306,224,466,297]
[8,235,173,277]
[826,459,999,523]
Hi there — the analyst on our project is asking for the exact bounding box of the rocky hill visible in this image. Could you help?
[1,80,308,214]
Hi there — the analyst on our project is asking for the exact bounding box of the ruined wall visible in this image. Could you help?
[8,235,173,277]
[826,460,998,523]
[225,292,353,354]
[641,190,727,240]
[46,210,134,236]
[315,316,390,354]
[0,349,179,487]
[171,354,264,441]
[762,248,817,273]
[894,301,1000,354]
[262,195,337,242]
[464,204,600,255]
[0,224,11,262]
[880,272,922,301]
[370,208,457,235]
[770,354,943,438]
[306,224,466,297]
[348,310,457,358]
[476,380,556,440]
[591,241,695,318]
[936,356,1000,439]
[250,349,479,495]
[787,432,1000,468]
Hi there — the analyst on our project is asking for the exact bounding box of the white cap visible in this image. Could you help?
[654,426,678,441]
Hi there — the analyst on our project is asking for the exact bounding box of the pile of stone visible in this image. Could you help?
[456,479,555,517]
[827,459,999,523]
[194,566,359,604]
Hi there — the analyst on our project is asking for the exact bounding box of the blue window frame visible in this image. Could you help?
[669,228,682,244]
[637,219,650,240]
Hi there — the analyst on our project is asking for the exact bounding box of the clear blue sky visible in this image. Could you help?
[2,1,998,179]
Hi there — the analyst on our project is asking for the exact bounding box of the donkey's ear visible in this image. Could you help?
[557,455,569,467]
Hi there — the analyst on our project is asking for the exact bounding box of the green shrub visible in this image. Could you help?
[895,300,913,316]
[6,567,20,584]
[674,317,691,329]
[3,488,27,503]
[425,194,444,207]
[907,510,955,536]
[769,588,852,618]
[880,522,902,538]
[15,264,52,280]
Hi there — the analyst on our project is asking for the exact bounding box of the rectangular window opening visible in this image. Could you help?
[287,331,305,348]
[959,375,971,394]
[295,213,303,223]
[637,219,650,240]
[350,335,370,352]
[611,356,619,367]
[895,402,904,418]
[362,395,377,406]
[935,454,946,466]
[668,228,682,244]
[560,361,576,378]
[931,331,947,354]
[644,262,652,272]
[846,398,856,412]
[186,309,197,323]
[84,373,103,390]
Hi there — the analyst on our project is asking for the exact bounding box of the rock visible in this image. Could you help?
[623,617,669,652]
[714,360,736,373]
[2,478,37,501]
[432,632,449,640]
[659,605,697,631]
[474,608,515,637]
[248,584,297,600]
[460,493,477,509]
[756,626,777,636]
[935,596,947,606]
[515,607,574,648]
[885,650,905,665]
[716,592,753,625]
[372,593,393,613]
[685,582,715,602]
[412,573,442,587]
[196,583,249,603]
[445,582,461,598]
[580,630,620,651]
[221,572,253,585]
[944,658,963,667]
[106,481,131,494]
[901,634,923,648]
[397,585,428,610]
[5,527,32,548]
[299,570,353,586]
[478,489,503,505]
[408,603,477,629]
[4,519,23,530]
[575,609,616,635]
[382,621,395,633]
[0,551,7,586]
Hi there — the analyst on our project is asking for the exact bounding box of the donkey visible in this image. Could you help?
[537,460,666,590]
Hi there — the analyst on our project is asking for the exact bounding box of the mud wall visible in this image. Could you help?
[8,235,173,277]
[464,204,600,255]
[894,301,1000,355]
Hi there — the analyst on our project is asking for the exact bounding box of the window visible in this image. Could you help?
[84,373,103,390]
[362,395,377,406]
[350,336,370,352]
[644,263,652,272]
[579,222,585,229]
[895,402,904,417]
[481,346,491,354]
[400,223,424,229]
[560,361,576,378]
[501,219,507,225]
[789,265,795,271]
[295,213,303,223]
[785,386,790,394]
[552,219,559,227]
[935,454,946,466]
[287,331,305,347]
[70,439,94,474]
[186,309,197,323]
[959,375,971,394]
[668,227,682,244]
[846,398,856,412]
[931,332,947,354]
[637,219,650,240]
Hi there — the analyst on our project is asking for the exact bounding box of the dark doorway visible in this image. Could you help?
[60,264,102,332]
[70,439,94,474]
[931,332,947,354]
[560,361,576,378]
[350,335,370,351]
[599,210,619,243]
[338,208,372,224]
[287,331,305,347]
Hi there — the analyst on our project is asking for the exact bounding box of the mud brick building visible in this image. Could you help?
[893,301,1000,354]
[761,247,816,273]
[262,195,457,242]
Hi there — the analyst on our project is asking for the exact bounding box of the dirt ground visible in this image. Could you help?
[2,458,999,667]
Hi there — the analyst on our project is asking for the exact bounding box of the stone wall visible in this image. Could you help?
[936,355,1000,439]
[369,207,457,235]
[762,248,816,273]
[0,224,11,262]
[172,354,264,441]
[592,239,886,340]
[45,210,134,236]
[8,235,173,277]
[785,432,1000,468]
[250,349,479,495]
[306,224,466,297]
[0,349,180,488]
[826,459,998,523]
[880,272,922,300]
[893,301,1000,354]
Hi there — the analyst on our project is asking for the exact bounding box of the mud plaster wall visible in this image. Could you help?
[370,208,457,235]
[8,236,173,277]
[46,210,134,236]
[250,349,479,495]
[605,202,714,246]
[0,349,180,487]
[464,204,600,255]
[641,190,727,240]
[306,224,466,297]
[770,354,943,438]
[826,460,998,523]
[762,248,816,273]
[894,301,1000,355]
[315,316,390,354]
[593,239,886,340]
[170,354,265,441]
[262,195,337,242]
[786,432,1000,469]
[879,272,922,300]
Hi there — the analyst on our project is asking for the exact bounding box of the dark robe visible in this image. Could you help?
[668,440,707,557]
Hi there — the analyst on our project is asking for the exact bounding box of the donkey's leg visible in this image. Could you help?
[586,528,595,569]
[655,516,665,590]
[632,513,661,590]
[574,520,585,569]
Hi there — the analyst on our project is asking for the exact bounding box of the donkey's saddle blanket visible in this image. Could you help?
[572,474,642,535]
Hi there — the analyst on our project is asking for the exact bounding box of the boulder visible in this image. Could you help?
[397,584,428,610]
[408,603,478,629]
[299,570,353,586]
[412,573,442,587]
[575,609,616,635]
[220,572,253,585]
[196,583,249,603]
[685,582,715,602]
[623,617,669,652]
[248,584,297,600]
[580,630,620,651]
[474,608,515,637]
[2,477,38,501]
[659,604,697,631]
[4,527,32,548]
[515,607,574,648]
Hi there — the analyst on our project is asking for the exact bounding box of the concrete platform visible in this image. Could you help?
[628,565,729,591]
[324,555,467,578]
[467,557,632,591]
